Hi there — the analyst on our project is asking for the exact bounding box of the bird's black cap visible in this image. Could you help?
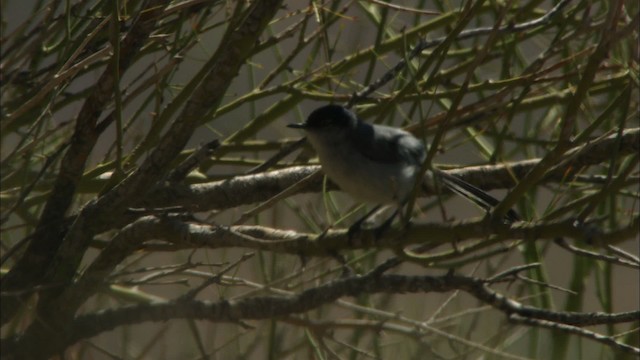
[287,105,356,130]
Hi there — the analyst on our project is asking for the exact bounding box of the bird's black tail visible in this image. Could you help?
[426,169,520,223]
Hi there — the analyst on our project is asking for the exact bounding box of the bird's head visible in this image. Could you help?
[288,105,358,134]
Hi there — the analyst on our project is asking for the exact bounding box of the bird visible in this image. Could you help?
[288,104,518,235]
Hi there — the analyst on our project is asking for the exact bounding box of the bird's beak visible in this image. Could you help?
[287,123,307,129]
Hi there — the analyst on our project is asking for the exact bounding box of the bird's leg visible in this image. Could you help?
[347,205,382,239]
[373,208,399,239]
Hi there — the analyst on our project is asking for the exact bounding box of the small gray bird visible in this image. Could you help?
[288,104,518,234]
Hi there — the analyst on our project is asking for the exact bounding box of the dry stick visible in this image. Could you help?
[10,271,638,358]
[509,314,640,356]
[166,139,221,183]
[234,169,323,225]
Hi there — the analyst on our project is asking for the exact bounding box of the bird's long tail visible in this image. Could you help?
[426,169,520,223]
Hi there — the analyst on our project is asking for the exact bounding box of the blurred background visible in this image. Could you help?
[1,0,638,359]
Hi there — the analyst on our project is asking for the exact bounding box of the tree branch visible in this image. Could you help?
[144,128,639,212]
[4,270,637,358]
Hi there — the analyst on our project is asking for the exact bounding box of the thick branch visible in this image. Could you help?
[102,215,640,255]
[4,271,638,358]
[5,0,285,352]
[44,0,284,302]
[0,0,171,324]
[144,128,639,211]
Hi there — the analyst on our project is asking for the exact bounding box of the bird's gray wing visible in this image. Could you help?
[349,122,426,165]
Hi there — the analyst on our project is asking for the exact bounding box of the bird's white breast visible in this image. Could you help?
[306,133,418,204]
